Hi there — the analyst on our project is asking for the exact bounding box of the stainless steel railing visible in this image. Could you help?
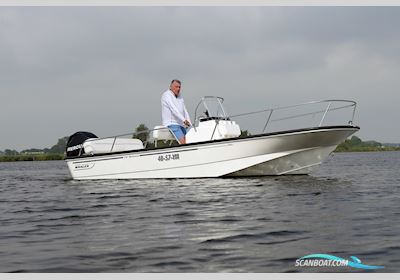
[228,99,357,134]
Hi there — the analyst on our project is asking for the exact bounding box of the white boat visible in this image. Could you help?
[65,97,359,180]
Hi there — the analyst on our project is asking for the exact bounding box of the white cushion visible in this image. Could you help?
[152,126,176,140]
[83,138,144,154]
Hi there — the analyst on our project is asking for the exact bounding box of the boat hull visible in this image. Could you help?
[65,126,359,179]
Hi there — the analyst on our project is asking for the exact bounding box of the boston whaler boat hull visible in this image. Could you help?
[66,125,358,180]
[65,97,359,179]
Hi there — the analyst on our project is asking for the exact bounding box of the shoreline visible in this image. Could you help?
[0,154,64,162]
[334,147,400,153]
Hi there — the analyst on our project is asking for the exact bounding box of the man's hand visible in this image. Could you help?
[183,120,191,128]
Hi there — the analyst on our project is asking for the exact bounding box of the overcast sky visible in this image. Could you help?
[1,6,400,150]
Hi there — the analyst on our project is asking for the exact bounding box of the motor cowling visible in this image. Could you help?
[66,131,98,157]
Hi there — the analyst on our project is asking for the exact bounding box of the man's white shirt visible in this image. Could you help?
[161,89,191,127]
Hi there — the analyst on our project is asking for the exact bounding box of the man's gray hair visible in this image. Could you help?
[170,79,181,85]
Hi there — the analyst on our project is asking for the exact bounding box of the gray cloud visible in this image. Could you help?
[1,7,400,150]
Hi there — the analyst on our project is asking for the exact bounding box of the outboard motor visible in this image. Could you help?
[66,131,98,157]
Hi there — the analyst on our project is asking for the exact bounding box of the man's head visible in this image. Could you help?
[170,79,181,96]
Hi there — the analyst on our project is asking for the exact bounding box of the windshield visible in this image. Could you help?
[198,96,227,118]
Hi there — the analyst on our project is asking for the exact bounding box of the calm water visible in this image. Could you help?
[0,152,399,273]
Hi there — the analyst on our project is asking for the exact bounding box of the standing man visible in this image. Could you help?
[161,79,191,144]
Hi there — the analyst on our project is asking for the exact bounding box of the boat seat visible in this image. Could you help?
[83,138,144,155]
[152,126,177,141]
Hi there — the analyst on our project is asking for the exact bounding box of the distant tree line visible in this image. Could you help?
[0,137,69,162]
[335,136,400,152]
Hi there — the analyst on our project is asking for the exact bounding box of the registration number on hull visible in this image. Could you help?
[157,153,180,162]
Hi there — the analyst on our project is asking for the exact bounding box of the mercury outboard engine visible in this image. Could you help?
[66,131,98,157]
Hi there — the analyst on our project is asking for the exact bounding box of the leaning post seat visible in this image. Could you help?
[152,126,177,141]
[152,126,178,147]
